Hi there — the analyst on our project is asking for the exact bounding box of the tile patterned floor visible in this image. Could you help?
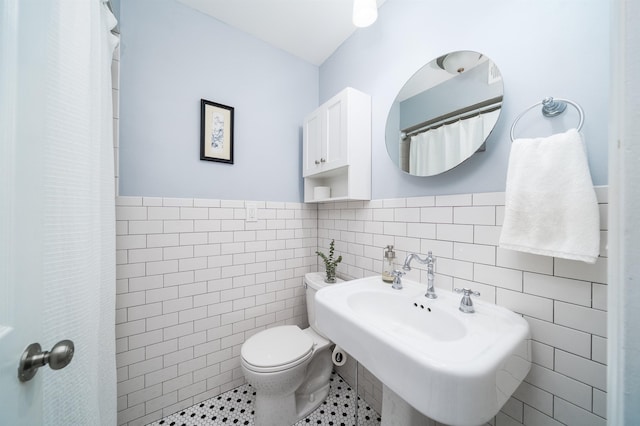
[147,371,381,426]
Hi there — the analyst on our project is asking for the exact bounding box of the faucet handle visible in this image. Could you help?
[454,288,480,313]
[391,270,405,290]
[454,288,480,297]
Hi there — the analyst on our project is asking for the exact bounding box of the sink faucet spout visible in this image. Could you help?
[402,251,437,299]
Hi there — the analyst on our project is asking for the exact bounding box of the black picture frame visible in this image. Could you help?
[200,99,234,164]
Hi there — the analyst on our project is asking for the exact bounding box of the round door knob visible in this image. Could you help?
[18,339,75,382]
[48,340,75,370]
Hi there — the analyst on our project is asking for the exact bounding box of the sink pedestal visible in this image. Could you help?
[381,384,435,426]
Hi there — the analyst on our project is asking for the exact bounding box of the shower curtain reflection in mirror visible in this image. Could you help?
[405,109,500,176]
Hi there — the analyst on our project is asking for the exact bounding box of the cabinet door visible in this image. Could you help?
[322,93,348,171]
[303,109,322,177]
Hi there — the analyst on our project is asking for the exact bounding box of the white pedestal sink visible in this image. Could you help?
[315,276,531,426]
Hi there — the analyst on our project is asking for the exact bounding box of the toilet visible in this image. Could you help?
[240,272,341,426]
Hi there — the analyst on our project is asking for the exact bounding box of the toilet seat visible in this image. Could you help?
[241,325,314,373]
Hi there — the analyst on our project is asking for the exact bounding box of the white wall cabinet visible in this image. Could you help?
[303,87,371,202]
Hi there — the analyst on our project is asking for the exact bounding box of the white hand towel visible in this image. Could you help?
[499,128,600,263]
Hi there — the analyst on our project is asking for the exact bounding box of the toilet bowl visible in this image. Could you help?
[240,272,341,426]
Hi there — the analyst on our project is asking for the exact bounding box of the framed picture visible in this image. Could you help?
[200,99,234,163]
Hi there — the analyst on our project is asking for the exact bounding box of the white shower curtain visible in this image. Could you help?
[409,125,444,175]
[481,109,501,140]
[409,112,494,176]
[42,3,119,424]
[453,114,484,168]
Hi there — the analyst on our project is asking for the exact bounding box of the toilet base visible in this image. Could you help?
[254,390,298,426]
[251,349,332,425]
[296,381,330,420]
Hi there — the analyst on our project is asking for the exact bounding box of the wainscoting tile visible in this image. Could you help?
[118,191,608,426]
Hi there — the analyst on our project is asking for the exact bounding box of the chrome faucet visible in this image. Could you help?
[402,251,437,299]
[454,288,481,313]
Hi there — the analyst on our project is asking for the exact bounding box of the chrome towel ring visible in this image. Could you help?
[510,97,584,141]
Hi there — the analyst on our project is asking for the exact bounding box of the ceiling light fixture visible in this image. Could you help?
[353,0,378,28]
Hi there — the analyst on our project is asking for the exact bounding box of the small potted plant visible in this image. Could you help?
[316,239,342,283]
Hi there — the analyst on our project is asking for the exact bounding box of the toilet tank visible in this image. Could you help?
[305,272,343,336]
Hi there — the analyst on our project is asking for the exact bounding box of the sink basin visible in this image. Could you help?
[315,276,531,426]
[347,289,467,342]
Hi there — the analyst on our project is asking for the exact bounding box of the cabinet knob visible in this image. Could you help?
[314,160,320,165]
[320,158,326,163]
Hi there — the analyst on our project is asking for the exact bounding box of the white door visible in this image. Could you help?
[0,1,118,424]
[0,156,45,426]
[0,2,47,423]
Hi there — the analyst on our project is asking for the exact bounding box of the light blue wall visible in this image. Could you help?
[320,0,609,199]
[118,0,318,201]
[119,0,609,202]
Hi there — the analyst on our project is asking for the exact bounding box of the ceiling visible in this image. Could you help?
[175,0,385,66]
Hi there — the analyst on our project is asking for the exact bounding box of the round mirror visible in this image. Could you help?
[385,51,504,176]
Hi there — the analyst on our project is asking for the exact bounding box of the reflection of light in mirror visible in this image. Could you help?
[398,55,490,102]
[438,51,483,74]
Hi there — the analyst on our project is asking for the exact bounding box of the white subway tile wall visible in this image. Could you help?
[317,187,608,426]
[115,197,317,425]
[116,187,607,426]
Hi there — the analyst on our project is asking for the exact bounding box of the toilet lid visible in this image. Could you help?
[241,325,313,369]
